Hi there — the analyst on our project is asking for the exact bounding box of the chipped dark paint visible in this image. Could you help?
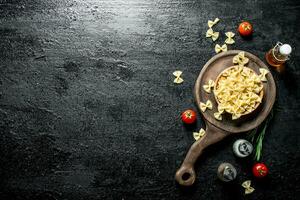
[0,0,300,199]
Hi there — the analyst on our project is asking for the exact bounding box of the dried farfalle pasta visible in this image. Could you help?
[214,112,222,121]
[173,70,183,84]
[242,180,255,195]
[203,79,215,93]
[207,18,220,28]
[225,32,235,44]
[200,100,213,112]
[233,51,249,66]
[193,128,206,140]
[215,44,227,53]
[214,53,263,120]
[259,68,269,82]
[206,28,219,41]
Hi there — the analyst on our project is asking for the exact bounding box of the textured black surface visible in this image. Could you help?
[0,0,300,199]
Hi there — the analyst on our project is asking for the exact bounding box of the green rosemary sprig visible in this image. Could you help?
[248,108,274,161]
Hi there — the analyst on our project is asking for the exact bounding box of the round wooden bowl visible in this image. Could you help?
[213,65,264,118]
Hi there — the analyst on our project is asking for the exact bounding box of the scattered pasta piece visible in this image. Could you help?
[215,44,227,53]
[214,112,222,121]
[217,105,226,113]
[173,70,184,84]
[214,55,264,120]
[207,18,220,28]
[259,68,269,82]
[203,79,215,93]
[200,100,213,112]
[206,28,219,41]
[225,32,235,44]
[193,128,206,140]
[233,51,249,66]
[242,180,255,195]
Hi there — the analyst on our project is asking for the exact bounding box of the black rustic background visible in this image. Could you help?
[0,0,299,200]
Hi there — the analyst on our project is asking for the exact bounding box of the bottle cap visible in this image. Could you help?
[233,139,253,158]
[279,44,292,56]
[217,163,237,182]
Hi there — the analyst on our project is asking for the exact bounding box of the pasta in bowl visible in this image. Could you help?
[214,65,264,120]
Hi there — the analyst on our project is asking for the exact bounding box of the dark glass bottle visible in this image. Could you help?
[265,42,292,72]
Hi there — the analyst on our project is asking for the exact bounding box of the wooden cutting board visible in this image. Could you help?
[175,50,276,186]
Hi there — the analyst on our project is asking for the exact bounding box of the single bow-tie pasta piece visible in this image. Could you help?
[242,180,255,194]
[203,79,215,93]
[206,28,219,41]
[208,18,220,28]
[214,112,222,121]
[207,18,220,28]
[193,128,206,140]
[225,32,235,44]
[258,68,269,82]
[233,51,249,66]
[173,70,184,84]
[200,100,213,112]
[215,44,228,53]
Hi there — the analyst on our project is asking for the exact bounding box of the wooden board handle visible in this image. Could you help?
[175,123,228,186]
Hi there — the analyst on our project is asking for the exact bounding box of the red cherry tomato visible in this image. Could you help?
[238,21,253,37]
[181,109,197,124]
[252,163,268,178]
